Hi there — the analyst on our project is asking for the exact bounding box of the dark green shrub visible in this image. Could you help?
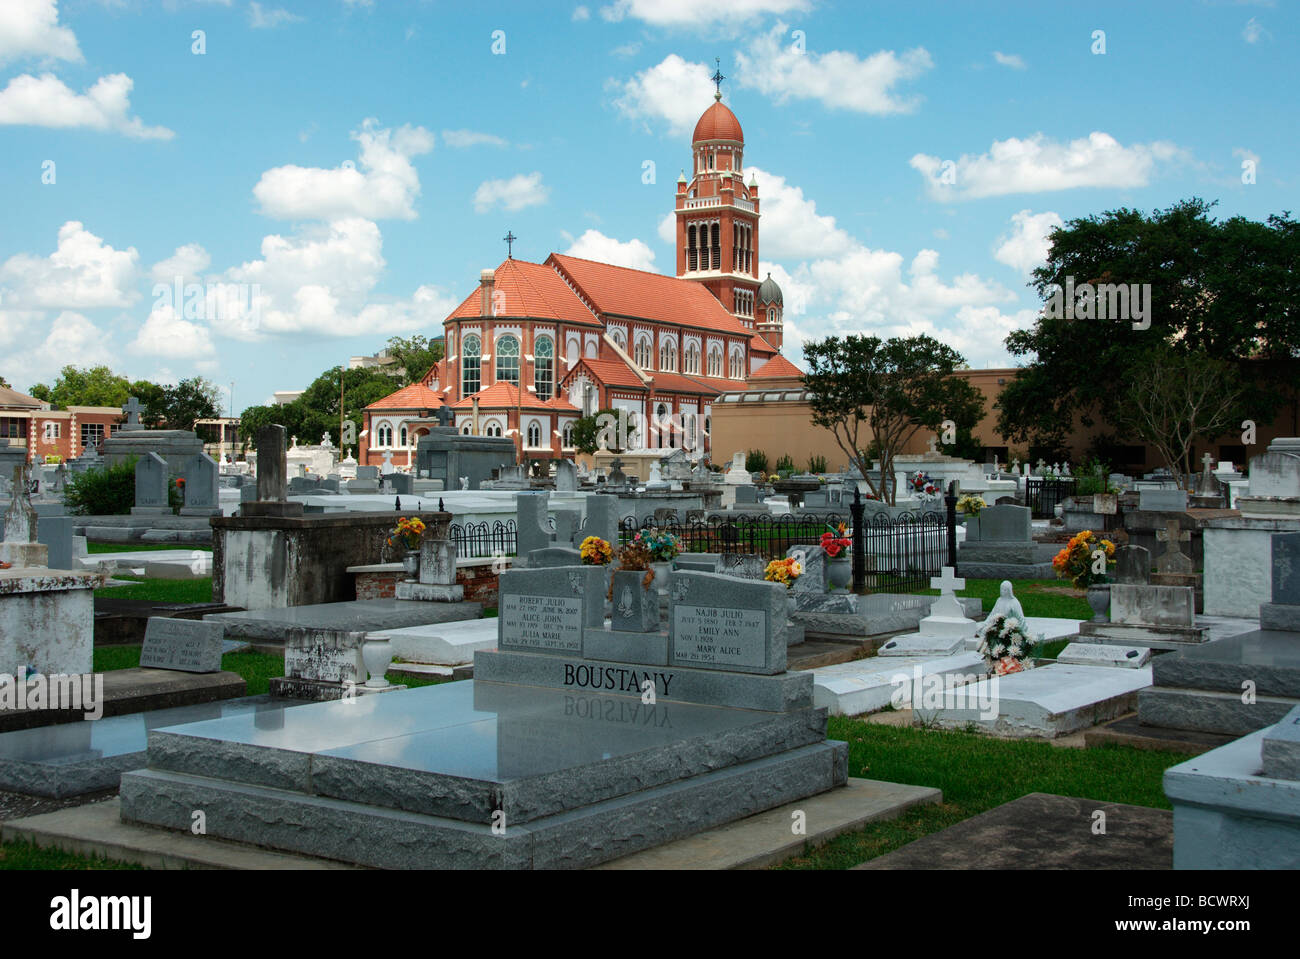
[774,454,795,474]
[745,449,769,473]
[807,455,828,474]
[64,458,138,516]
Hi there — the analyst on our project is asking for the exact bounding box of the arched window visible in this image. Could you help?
[659,341,676,372]
[562,422,575,447]
[496,335,520,385]
[729,350,743,379]
[684,342,700,374]
[461,334,481,396]
[399,425,408,448]
[707,346,722,378]
[767,308,775,324]
[484,421,503,438]
[377,423,393,447]
[534,336,554,400]
[610,328,626,350]
[634,336,652,369]
[461,424,472,435]
[527,422,541,447]
[446,331,455,359]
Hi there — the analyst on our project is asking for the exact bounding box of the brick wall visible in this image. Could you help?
[351,557,508,607]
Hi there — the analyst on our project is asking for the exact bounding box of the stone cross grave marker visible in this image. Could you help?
[121,396,145,431]
[140,618,224,673]
[1156,519,1194,575]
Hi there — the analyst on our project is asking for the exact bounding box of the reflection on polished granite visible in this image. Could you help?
[154,680,792,784]
[0,695,297,766]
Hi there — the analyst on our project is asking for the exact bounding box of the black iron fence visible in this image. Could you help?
[618,512,847,558]
[1025,477,1078,519]
[449,519,517,559]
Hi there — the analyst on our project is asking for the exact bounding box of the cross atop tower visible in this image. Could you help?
[711,58,725,100]
[503,230,516,258]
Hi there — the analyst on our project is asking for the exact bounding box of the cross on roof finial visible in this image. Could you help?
[503,230,516,258]
[711,57,725,100]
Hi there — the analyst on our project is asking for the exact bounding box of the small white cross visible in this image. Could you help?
[930,566,965,594]
[1202,452,1214,471]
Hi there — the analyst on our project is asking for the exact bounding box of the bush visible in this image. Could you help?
[807,454,828,474]
[774,454,795,475]
[745,449,769,473]
[65,458,138,516]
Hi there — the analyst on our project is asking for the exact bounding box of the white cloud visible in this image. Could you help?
[993,51,1026,69]
[600,0,809,26]
[911,131,1188,201]
[220,217,458,338]
[1243,17,1265,43]
[735,22,933,114]
[472,172,549,213]
[993,209,1063,275]
[657,212,676,244]
[611,42,641,57]
[744,166,853,259]
[0,221,140,309]
[150,243,211,284]
[441,128,508,148]
[572,5,590,20]
[612,54,715,137]
[248,3,303,28]
[129,304,216,359]
[0,0,81,66]
[565,230,657,271]
[253,118,434,221]
[0,311,115,389]
[0,73,174,139]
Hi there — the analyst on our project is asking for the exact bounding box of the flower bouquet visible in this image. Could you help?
[819,525,851,559]
[1052,529,1116,589]
[579,536,613,565]
[387,516,426,552]
[607,538,655,598]
[764,555,804,589]
[976,614,1037,676]
[636,527,680,563]
[955,493,986,515]
[911,470,940,501]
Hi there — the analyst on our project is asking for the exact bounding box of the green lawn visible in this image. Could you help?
[909,577,1092,621]
[777,719,1193,869]
[0,839,143,870]
[94,576,214,603]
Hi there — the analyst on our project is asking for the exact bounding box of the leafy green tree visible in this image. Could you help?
[27,365,133,409]
[239,366,401,452]
[0,375,10,389]
[571,408,620,455]
[998,199,1299,450]
[158,377,222,430]
[385,334,445,386]
[803,334,984,504]
[129,380,168,427]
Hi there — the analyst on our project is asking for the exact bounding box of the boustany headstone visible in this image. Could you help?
[130,452,172,516]
[139,617,224,673]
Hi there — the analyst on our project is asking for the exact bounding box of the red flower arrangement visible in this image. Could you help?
[819,524,851,558]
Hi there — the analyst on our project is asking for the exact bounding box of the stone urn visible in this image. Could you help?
[362,635,395,688]
[1086,583,1110,623]
[401,550,419,580]
[828,557,852,589]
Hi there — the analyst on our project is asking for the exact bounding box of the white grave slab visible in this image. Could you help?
[811,652,986,717]
[915,663,1153,738]
[876,634,967,658]
[367,618,498,666]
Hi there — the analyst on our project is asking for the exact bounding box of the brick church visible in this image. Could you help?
[362,87,789,468]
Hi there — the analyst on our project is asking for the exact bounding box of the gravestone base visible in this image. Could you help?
[267,677,407,702]
[178,507,222,518]
[953,560,1056,580]
[1260,603,1300,631]
[394,582,465,603]
[0,543,49,567]
[129,507,172,517]
[1077,621,1209,650]
[238,501,305,518]
[1150,571,1203,614]
[584,628,669,666]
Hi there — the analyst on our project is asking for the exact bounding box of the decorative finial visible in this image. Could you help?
[711,58,725,100]
[503,230,516,258]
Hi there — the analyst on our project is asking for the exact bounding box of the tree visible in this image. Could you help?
[1112,344,1245,487]
[26,365,133,409]
[998,199,1300,450]
[129,380,168,427]
[158,377,222,430]
[238,365,401,452]
[571,408,620,455]
[385,335,445,386]
[803,334,984,504]
[0,375,10,389]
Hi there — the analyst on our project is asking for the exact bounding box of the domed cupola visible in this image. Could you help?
[757,272,784,353]
[758,272,783,307]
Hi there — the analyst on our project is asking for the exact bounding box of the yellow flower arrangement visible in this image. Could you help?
[387,516,426,551]
[579,536,613,565]
[764,556,804,589]
[1052,529,1116,589]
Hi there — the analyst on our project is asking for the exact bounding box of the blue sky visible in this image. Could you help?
[0,0,1294,414]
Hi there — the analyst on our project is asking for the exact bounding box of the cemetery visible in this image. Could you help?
[0,421,1297,873]
[1,9,1297,892]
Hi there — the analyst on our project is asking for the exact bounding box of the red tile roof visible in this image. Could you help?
[650,372,722,396]
[749,334,776,355]
[365,382,446,411]
[450,382,557,412]
[561,356,647,391]
[548,254,755,338]
[544,395,581,412]
[749,354,803,380]
[447,258,601,327]
[693,100,744,144]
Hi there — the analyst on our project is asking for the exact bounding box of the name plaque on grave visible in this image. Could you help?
[501,594,583,653]
[672,605,768,670]
[140,618,224,673]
